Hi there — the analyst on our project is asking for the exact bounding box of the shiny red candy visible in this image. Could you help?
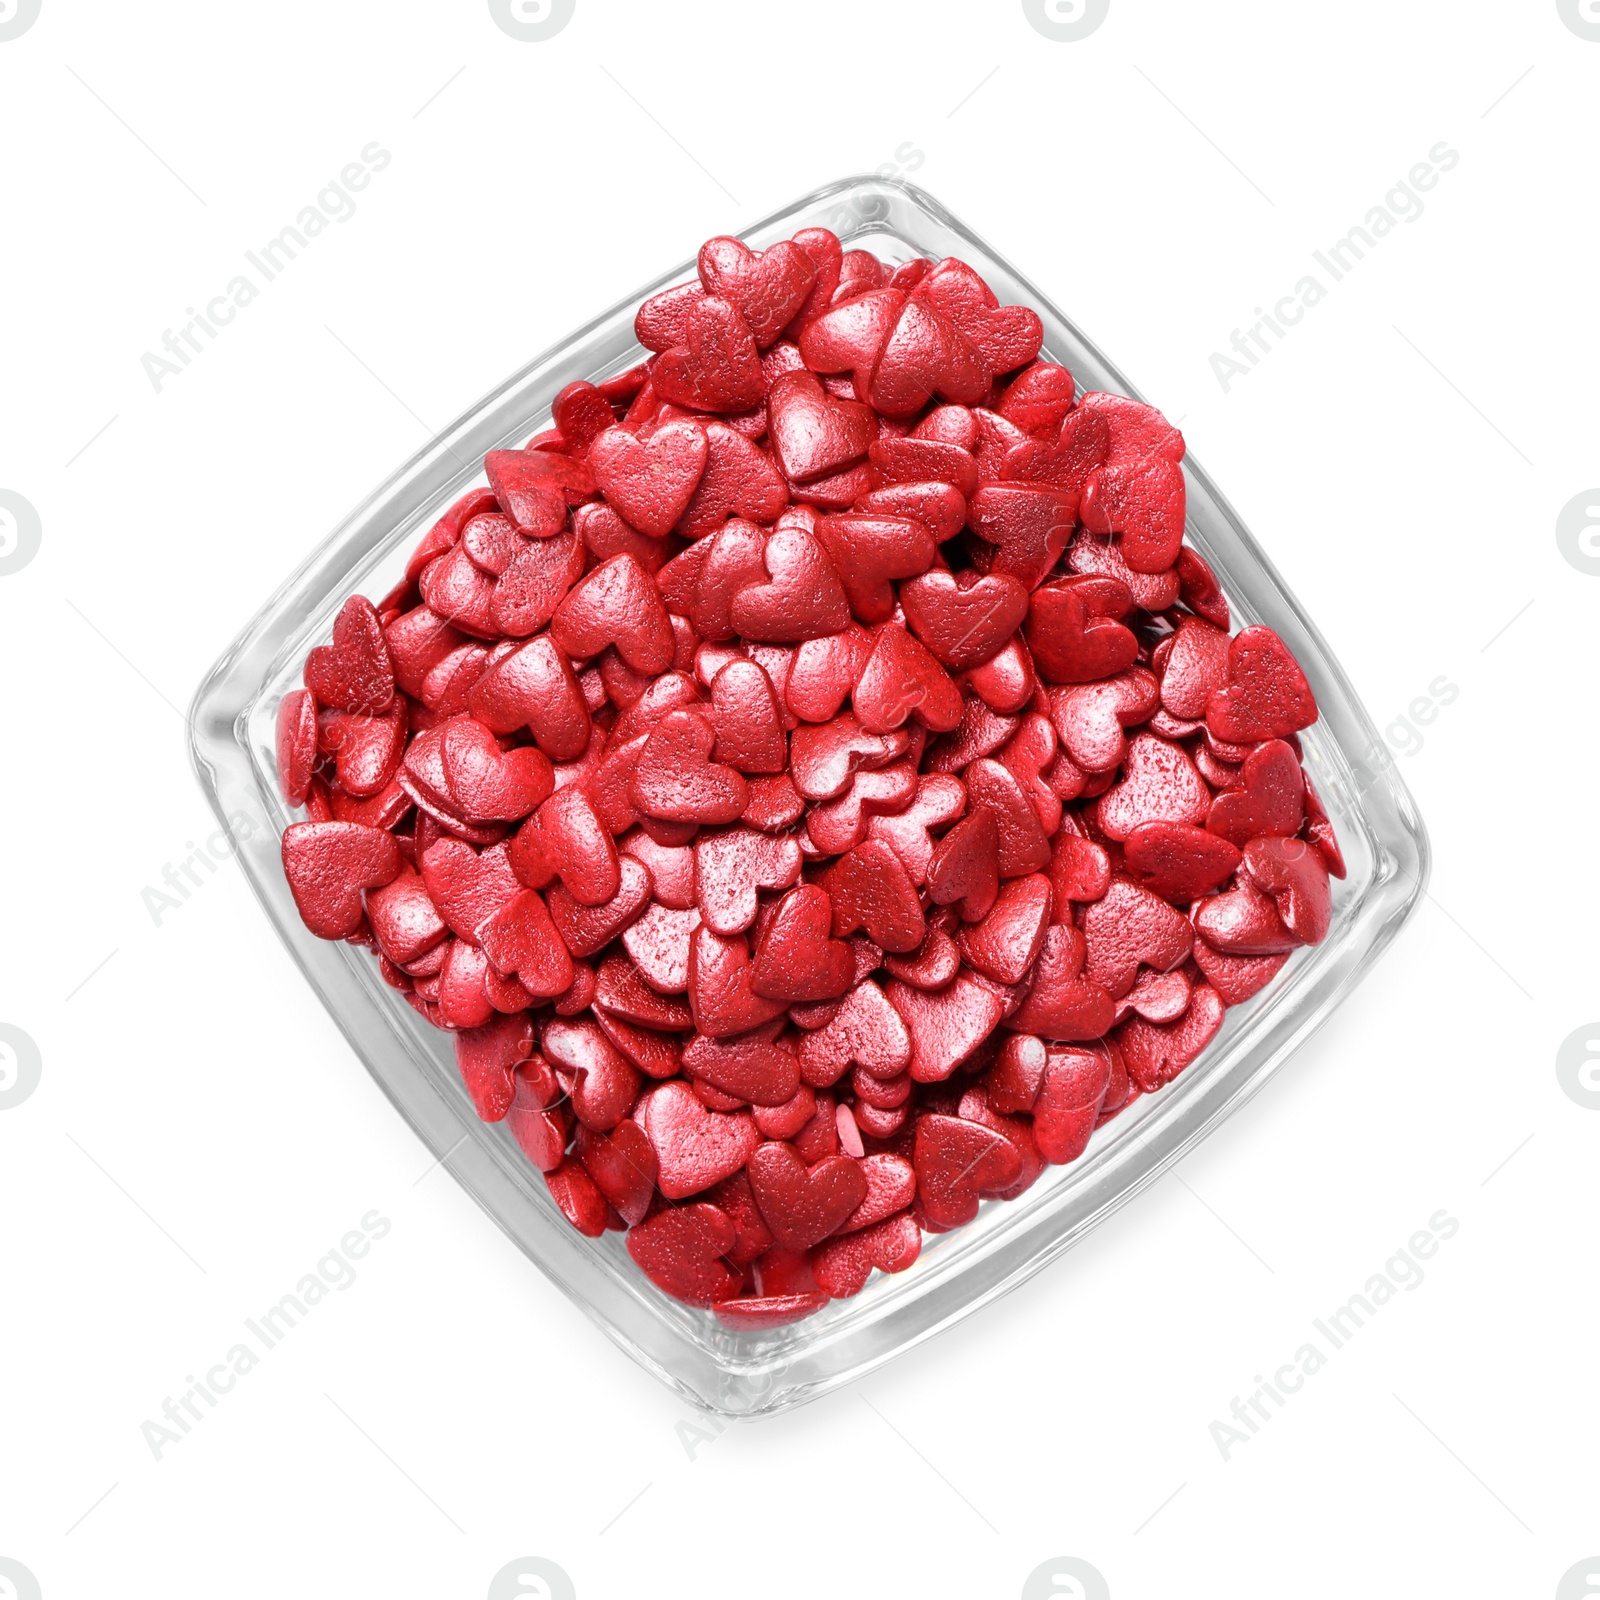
[279,228,1337,1320]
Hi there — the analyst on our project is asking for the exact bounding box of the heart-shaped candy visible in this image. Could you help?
[1193,876,1299,955]
[728,526,851,643]
[546,856,653,958]
[420,837,522,941]
[767,370,876,485]
[751,885,855,1002]
[888,972,1007,1083]
[1025,576,1139,685]
[811,1212,922,1297]
[815,513,938,624]
[282,821,402,940]
[1123,822,1241,902]
[822,840,926,954]
[553,558,673,682]
[956,873,1052,984]
[1008,924,1117,1040]
[998,362,1078,435]
[748,1140,867,1251]
[453,1012,535,1121]
[652,295,766,413]
[1242,835,1332,945]
[1206,625,1318,743]
[574,1118,656,1225]
[795,979,912,1087]
[707,659,787,773]
[694,826,802,935]
[901,569,1031,671]
[854,624,963,735]
[587,422,708,539]
[304,596,395,714]
[687,925,789,1038]
[698,236,818,348]
[1031,1046,1113,1164]
[483,449,594,537]
[1206,738,1305,846]
[682,1031,800,1107]
[913,258,1042,374]
[926,807,1001,922]
[1096,733,1210,842]
[637,1080,760,1199]
[1159,615,1231,720]
[476,888,575,997]
[913,1113,1022,1229]
[1082,876,1194,998]
[1116,985,1225,1093]
[630,709,749,825]
[1080,455,1187,574]
[439,717,553,823]
[676,421,790,539]
[625,1202,740,1306]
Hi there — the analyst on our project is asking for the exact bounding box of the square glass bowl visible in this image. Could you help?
[189,176,1428,1417]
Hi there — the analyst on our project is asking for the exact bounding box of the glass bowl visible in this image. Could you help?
[189,175,1428,1417]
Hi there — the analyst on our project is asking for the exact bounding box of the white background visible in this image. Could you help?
[2,3,1596,1597]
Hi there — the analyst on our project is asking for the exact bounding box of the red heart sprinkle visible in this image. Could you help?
[1206,625,1318,743]
[282,821,402,940]
[588,422,708,540]
[637,1080,760,1200]
[304,596,395,714]
[698,236,818,348]
[652,295,767,413]
[748,1140,867,1250]
[625,1202,740,1306]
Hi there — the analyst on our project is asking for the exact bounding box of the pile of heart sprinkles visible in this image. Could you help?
[277,228,1342,1328]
